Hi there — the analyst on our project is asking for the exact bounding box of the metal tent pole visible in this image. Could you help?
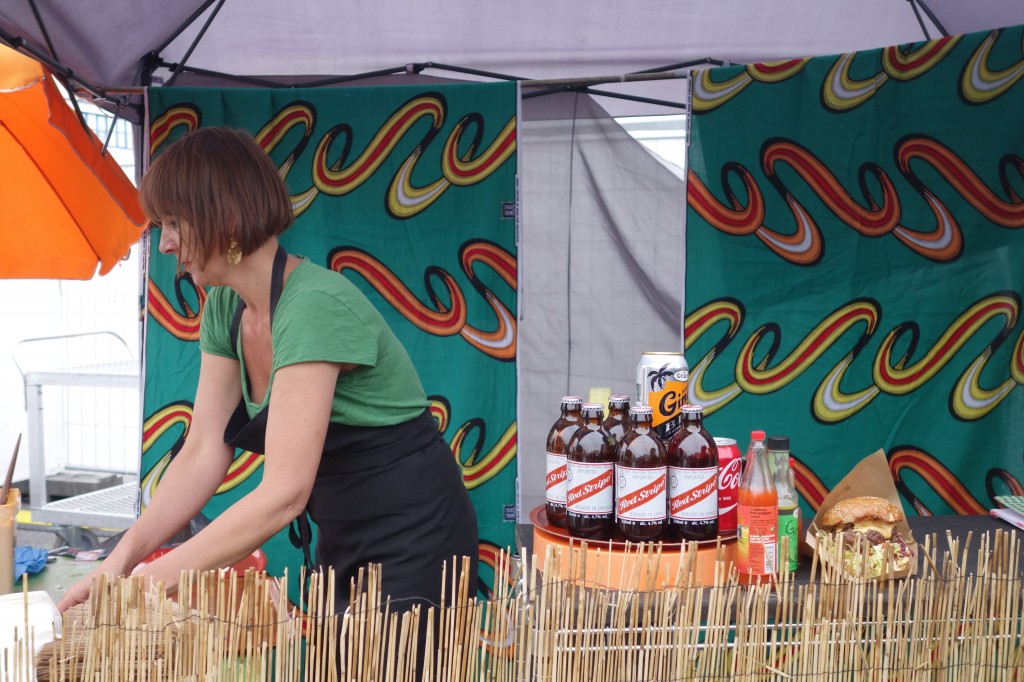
[908,0,950,38]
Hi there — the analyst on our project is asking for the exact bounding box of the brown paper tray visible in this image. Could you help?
[803,449,918,581]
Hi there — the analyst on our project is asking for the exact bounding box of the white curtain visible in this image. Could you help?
[517,92,687,521]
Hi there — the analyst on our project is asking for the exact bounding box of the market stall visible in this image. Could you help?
[3,2,1024,680]
[5,514,1022,679]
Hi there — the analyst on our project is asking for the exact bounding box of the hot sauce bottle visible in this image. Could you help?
[736,430,778,581]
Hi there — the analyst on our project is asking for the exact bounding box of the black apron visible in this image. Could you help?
[221,247,478,622]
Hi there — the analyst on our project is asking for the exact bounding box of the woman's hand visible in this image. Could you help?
[56,572,99,612]
[55,554,133,613]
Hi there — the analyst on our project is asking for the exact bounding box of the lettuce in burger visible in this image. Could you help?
[817,496,914,578]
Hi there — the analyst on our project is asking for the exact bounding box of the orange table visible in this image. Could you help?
[528,505,737,590]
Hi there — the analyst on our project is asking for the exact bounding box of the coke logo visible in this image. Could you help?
[719,459,742,489]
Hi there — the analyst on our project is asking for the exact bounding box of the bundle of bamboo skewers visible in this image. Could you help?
[1,531,1020,680]
[503,530,1024,680]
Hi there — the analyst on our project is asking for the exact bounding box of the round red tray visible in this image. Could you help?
[528,505,737,589]
[529,505,735,548]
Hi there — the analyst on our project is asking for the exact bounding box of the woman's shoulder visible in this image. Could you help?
[203,284,241,317]
[198,285,242,355]
[275,259,390,351]
[289,258,369,304]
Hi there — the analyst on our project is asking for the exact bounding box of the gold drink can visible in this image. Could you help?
[636,351,689,442]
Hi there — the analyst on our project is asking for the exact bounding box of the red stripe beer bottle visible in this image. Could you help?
[545,396,583,527]
[603,395,631,449]
[615,404,667,542]
[666,404,719,542]
[566,403,615,540]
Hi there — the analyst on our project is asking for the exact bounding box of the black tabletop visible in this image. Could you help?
[514,514,1024,584]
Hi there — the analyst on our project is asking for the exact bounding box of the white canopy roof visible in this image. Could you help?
[3,0,1024,117]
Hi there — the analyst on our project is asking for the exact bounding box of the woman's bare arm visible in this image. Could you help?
[122,360,341,594]
[57,352,241,611]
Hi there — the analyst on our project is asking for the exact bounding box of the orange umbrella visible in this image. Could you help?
[0,45,145,279]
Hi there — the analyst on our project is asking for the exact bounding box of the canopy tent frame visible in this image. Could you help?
[909,0,949,37]
[1,0,957,122]
[21,0,89,129]
[126,58,703,113]
[2,21,698,118]
[157,0,227,88]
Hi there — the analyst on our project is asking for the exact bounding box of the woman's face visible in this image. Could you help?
[157,217,219,286]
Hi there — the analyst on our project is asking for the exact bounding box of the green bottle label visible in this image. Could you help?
[778,505,800,571]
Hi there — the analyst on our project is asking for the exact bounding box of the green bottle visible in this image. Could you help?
[768,436,800,572]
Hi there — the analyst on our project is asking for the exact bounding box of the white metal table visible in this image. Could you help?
[16,333,141,530]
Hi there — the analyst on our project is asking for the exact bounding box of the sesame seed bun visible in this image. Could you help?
[820,496,904,529]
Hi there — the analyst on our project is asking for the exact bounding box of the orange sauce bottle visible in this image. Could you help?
[736,430,778,582]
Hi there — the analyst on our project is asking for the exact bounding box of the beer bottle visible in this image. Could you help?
[665,404,719,541]
[603,395,631,448]
[615,404,667,542]
[545,396,583,528]
[566,403,615,540]
[768,436,800,572]
[737,430,778,581]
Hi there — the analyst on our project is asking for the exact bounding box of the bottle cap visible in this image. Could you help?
[629,404,653,418]
[609,395,630,407]
[767,435,789,450]
[581,403,605,418]
[681,404,704,416]
[750,430,766,440]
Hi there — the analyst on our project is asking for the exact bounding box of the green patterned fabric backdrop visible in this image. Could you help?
[142,82,518,598]
[686,26,1024,518]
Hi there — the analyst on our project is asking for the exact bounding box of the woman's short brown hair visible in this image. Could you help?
[140,126,294,269]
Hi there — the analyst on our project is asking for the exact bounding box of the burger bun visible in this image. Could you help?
[820,496,904,529]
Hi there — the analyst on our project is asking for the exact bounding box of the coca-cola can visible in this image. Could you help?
[714,436,742,535]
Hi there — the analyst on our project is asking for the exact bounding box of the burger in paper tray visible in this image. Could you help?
[805,449,917,580]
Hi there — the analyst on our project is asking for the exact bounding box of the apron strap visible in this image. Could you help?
[229,301,245,350]
[224,245,316,569]
[229,244,288,348]
[288,513,314,571]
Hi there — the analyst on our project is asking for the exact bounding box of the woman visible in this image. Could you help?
[57,127,479,631]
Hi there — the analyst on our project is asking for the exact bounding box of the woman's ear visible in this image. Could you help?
[225,203,240,243]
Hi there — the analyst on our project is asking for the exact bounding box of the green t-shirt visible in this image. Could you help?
[199,258,428,427]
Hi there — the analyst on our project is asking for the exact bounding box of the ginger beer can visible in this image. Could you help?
[635,351,689,443]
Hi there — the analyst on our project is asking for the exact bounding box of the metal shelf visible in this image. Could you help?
[32,482,138,530]
[15,332,142,520]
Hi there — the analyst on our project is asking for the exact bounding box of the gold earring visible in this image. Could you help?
[226,239,242,265]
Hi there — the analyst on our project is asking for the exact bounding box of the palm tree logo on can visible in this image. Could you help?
[636,352,689,443]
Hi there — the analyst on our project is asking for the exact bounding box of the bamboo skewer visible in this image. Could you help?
[13,527,1024,681]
